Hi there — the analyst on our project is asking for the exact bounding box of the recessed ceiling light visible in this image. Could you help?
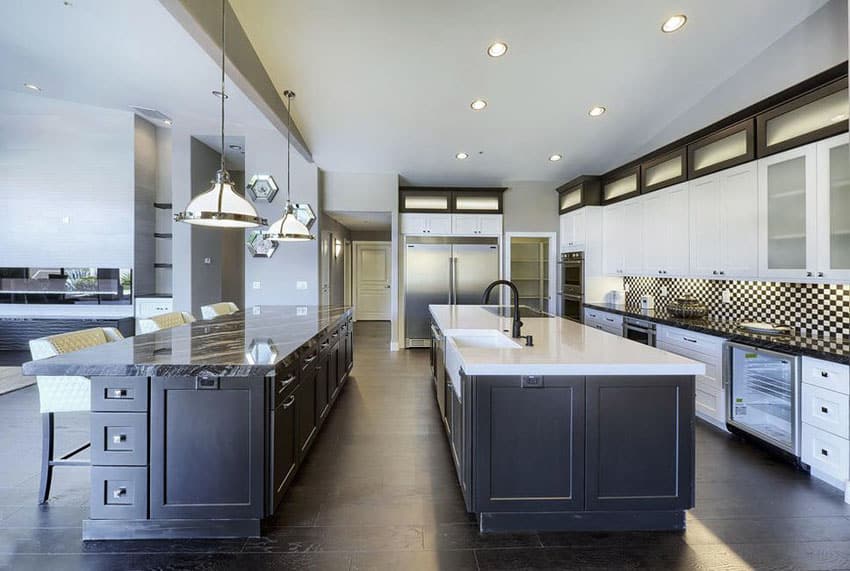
[549,154,563,162]
[470,99,487,111]
[23,83,41,92]
[661,14,687,33]
[588,106,606,117]
[456,152,469,160]
[163,119,173,126]
[487,41,508,58]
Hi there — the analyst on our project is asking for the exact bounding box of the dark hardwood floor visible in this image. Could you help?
[3,321,850,569]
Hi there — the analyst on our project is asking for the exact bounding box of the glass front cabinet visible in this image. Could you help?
[758,132,850,281]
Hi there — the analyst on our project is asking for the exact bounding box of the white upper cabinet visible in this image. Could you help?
[602,197,642,276]
[689,163,758,278]
[451,214,502,236]
[560,208,586,251]
[816,133,850,281]
[401,213,452,235]
[642,183,689,276]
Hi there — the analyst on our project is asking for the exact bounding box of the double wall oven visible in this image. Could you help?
[559,251,584,322]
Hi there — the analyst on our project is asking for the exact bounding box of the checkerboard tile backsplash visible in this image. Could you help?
[623,276,850,339]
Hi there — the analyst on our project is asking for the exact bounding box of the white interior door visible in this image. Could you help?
[354,242,392,320]
[320,231,331,306]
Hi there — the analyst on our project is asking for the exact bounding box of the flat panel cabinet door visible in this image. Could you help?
[585,376,694,511]
[816,133,850,280]
[473,376,585,513]
[720,163,759,278]
[452,215,479,236]
[150,376,265,520]
[299,368,318,453]
[758,144,817,279]
[427,214,453,235]
[477,215,503,236]
[401,214,428,235]
[602,204,624,276]
[688,175,722,278]
[621,199,644,275]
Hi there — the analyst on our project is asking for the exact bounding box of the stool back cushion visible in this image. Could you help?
[201,302,239,319]
[29,327,125,413]
[138,311,195,334]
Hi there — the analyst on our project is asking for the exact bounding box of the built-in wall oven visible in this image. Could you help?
[623,317,656,346]
[725,342,801,459]
[559,251,584,322]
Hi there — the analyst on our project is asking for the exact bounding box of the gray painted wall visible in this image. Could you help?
[134,116,157,297]
[0,92,134,268]
[351,230,391,242]
[320,214,351,306]
[189,137,224,315]
[155,128,173,295]
[502,182,559,233]
[221,170,245,308]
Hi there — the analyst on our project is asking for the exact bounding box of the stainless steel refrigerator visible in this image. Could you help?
[405,236,499,346]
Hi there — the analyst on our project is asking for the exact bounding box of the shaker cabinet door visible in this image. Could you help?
[816,133,850,280]
[689,174,722,278]
[719,162,759,278]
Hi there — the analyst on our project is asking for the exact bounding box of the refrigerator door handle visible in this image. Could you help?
[448,257,454,304]
[453,257,459,305]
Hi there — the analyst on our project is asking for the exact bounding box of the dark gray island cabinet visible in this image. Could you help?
[445,372,695,532]
[22,306,354,540]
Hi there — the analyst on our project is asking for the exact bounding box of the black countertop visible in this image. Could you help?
[585,302,850,365]
[134,293,173,299]
[22,305,351,378]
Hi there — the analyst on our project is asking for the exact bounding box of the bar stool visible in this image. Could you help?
[28,327,125,504]
[138,311,196,333]
[200,302,239,319]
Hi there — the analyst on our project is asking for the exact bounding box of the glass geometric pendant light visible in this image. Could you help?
[264,91,316,242]
[174,0,266,229]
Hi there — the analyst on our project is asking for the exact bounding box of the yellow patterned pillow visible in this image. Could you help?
[151,311,187,330]
[48,328,108,354]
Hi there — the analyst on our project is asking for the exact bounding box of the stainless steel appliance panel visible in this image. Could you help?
[405,243,452,343]
[560,293,583,323]
[560,251,584,296]
[623,317,657,346]
[452,244,500,305]
[725,342,801,456]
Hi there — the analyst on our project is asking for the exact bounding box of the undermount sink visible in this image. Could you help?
[450,331,522,350]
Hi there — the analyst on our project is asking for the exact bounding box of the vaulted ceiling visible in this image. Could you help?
[230,0,837,185]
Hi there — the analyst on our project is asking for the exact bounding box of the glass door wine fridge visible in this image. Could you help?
[725,342,801,457]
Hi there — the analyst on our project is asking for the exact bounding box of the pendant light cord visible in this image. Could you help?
[285,91,293,204]
[219,0,226,176]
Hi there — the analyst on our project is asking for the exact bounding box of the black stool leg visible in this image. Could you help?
[38,412,54,505]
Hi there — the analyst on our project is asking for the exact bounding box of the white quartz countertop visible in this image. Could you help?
[431,305,705,377]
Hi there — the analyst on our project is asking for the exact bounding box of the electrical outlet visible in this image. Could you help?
[660,286,669,297]
[252,306,261,315]
[61,216,71,224]
[296,281,308,290]
[203,257,211,265]
[623,283,630,292]
[297,306,308,316]
[722,289,732,304]
[252,281,261,290]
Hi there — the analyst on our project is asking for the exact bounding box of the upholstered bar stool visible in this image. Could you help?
[28,327,125,504]
[137,311,196,333]
[200,301,239,319]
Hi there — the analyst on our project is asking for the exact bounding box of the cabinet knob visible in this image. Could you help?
[112,433,127,444]
[821,406,829,414]
[807,272,813,277]
[713,270,718,275]
[112,486,127,499]
[111,389,128,398]
[818,272,824,278]
[821,448,829,457]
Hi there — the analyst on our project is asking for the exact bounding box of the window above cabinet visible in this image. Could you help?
[399,187,505,214]
[642,147,686,193]
[688,119,755,179]
[601,166,640,205]
[556,176,601,214]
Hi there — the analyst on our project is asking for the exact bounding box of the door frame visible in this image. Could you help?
[352,240,392,321]
[504,232,557,314]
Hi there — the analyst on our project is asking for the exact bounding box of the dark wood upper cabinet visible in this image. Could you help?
[556,176,601,214]
[757,77,849,158]
[399,187,505,214]
[641,147,687,194]
[687,119,755,179]
[601,165,641,205]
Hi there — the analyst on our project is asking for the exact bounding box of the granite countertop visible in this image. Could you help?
[584,302,850,365]
[430,304,704,378]
[22,305,352,378]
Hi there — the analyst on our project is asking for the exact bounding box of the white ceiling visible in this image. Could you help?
[326,211,392,232]
[0,0,272,139]
[230,0,831,185]
[193,135,247,171]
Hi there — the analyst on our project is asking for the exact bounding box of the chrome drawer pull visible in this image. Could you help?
[111,389,128,398]
[113,487,127,499]
[683,337,697,343]
[279,375,296,392]
[282,395,296,408]
[112,434,127,444]
[304,354,317,364]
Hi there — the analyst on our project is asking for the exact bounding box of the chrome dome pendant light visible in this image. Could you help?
[264,91,316,242]
[174,0,266,229]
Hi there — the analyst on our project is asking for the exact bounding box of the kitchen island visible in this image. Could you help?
[22,305,353,540]
[429,304,704,533]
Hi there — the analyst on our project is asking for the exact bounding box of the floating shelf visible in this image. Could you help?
[154,203,173,210]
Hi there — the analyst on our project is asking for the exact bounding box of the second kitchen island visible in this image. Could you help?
[429,304,704,533]
[23,305,353,540]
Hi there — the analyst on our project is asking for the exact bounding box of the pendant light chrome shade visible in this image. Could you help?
[265,90,316,242]
[174,0,266,229]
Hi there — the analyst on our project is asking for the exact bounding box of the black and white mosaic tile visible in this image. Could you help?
[624,276,850,339]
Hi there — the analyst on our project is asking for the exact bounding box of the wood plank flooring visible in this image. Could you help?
[2,321,850,569]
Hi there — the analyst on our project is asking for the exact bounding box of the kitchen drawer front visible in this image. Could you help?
[274,367,299,408]
[90,466,148,520]
[802,357,850,395]
[694,380,725,424]
[657,342,722,391]
[91,377,149,412]
[301,342,319,373]
[802,384,850,439]
[801,423,849,483]
[91,412,148,466]
[583,309,623,329]
[657,325,724,359]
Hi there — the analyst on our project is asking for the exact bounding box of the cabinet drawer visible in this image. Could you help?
[657,326,724,359]
[90,466,148,520]
[583,308,622,329]
[301,343,319,373]
[91,412,148,466]
[91,377,148,412]
[801,423,849,483]
[657,341,722,390]
[802,384,849,439]
[802,357,849,395]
